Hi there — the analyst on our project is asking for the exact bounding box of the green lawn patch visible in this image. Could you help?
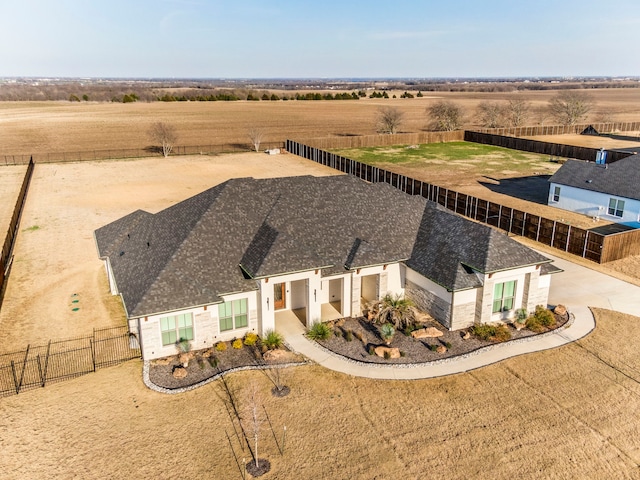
[330,142,551,175]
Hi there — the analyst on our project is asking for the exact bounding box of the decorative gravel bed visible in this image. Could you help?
[315,314,569,365]
[148,343,304,390]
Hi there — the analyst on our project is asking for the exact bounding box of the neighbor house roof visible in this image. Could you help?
[549,154,640,201]
[95,175,553,318]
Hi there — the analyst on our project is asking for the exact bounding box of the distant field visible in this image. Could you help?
[2,88,640,155]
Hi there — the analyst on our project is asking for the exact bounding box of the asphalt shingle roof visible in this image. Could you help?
[549,154,640,201]
[95,175,553,318]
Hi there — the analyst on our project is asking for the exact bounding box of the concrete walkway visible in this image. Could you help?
[276,253,640,380]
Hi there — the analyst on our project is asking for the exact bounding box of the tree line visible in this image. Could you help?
[376,90,598,134]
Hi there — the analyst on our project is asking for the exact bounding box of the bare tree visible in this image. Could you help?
[476,101,506,128]
[505,98,530,127]
[427,101,464,131]
[242,384,271,476]
[248,127,265,152]
[376,106,404,134]
[148,122,178,157]
[548,90,594,126]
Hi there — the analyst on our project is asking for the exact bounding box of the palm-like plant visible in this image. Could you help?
[379,323,395,345]
[374,293,415,331]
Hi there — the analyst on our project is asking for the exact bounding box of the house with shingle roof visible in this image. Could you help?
[548,154,640,225]
[95,175,558,360]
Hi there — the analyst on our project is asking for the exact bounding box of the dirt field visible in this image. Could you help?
[527,133,640,151]
[0,153,341,351]
[0,165,27,229]
[0,307,637,479]
[1,89,640,155]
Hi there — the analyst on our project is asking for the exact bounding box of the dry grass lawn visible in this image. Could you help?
[0,308,638,479]
[0,153,341,351]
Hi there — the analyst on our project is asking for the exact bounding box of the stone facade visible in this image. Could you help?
[405,279,452,328]
[450,300,476,330]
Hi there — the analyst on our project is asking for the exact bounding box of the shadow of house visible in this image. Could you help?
[478,175,552,205]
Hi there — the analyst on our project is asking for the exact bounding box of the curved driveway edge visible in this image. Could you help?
[278,252,640,380]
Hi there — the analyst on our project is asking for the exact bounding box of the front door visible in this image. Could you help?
[274,283,286,310]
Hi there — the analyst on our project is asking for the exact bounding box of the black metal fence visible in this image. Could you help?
[286,140,609,263]
[0,326,141,397]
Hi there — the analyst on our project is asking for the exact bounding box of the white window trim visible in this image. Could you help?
[160,313,194,347]
[218,298,249,333]
[607,197,625,218]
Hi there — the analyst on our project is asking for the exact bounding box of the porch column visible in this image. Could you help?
[307,272,322,326]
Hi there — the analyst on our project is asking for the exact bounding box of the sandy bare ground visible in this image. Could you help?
[528,133,640,150]
[2,88,640,155]
[0,165,27,232]
[0,153,341,351]
[0,308,637,479]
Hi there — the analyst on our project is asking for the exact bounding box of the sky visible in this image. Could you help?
[1,0,639,78]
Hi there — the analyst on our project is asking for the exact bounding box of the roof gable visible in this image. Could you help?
[549,154,640,201]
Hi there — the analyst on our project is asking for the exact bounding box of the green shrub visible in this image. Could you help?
[444,341,452,349]
[207,355,219,368]
[344,330,353,342]
[243,332,258,346]
[515,308,528,324]
[535,305,556,327]
[197,357,205,369]
[263,330,284,350]
[307,322,332,341]
[470,323,511,342]
[526,306,556,332]
[333,327,343,338]
[175,338,191,353]
[232,338,243,349]
[383,350,391,359]
[428,344,438,352]
[379,323,395,344]
[399,351,406,357]
[368,345,375,355]
[215,341,227,352]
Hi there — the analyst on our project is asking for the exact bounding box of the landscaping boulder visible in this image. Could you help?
[172,366,188,379]
[264,349,300,363]
[554,305,567,316]
[178,353,191,367]
[152,356,173,366]
[374,346,401,359]
[436,345,447,354]
[412,308,434,325]
[411,327,443,338]
[461,331,471,340]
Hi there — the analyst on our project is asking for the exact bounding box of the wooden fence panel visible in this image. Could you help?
[464,130,633,163]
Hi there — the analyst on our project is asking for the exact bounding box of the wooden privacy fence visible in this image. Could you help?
[464,131,633,163]
[0,141,286,166]
[0,326,141,398]
[292,131,464,150]
[0,158,34,296]
[287,140,617,263]
[474,121,640,138]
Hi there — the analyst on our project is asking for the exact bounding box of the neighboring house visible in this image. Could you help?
[95,175,559,360]
[548,154,640,225]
